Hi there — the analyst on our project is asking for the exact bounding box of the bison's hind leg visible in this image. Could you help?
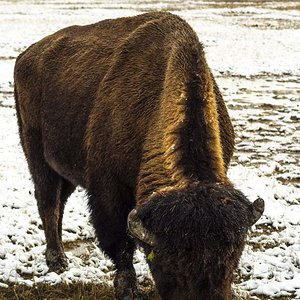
[44,178,75,273]
[14,66,75,273]
[34,157,75,273]
[35,167,75,273]
[21,127,75,273]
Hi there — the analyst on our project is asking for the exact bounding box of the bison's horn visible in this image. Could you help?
[127,209,156,247]
[251,197,265,225]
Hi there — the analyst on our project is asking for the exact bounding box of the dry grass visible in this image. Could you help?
[0,282,115,300]
[0,282,294,300]
[0,279,159,300]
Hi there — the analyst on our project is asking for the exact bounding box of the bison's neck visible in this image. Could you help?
[136,40,227,204]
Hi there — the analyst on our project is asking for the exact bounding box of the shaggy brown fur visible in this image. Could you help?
[13,12,260,300]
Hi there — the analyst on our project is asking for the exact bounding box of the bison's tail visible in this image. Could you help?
[160,37,226,183]
[14,84,26,150]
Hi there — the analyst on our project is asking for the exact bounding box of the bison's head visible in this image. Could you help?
[128,182,264,300]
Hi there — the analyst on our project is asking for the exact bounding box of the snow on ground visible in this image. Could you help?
[0,0,299,298]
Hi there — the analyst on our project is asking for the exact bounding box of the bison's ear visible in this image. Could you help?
[250,197,265,225]
[127,209,156,247]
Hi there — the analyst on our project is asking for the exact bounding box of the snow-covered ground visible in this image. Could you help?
[0,0,299,298]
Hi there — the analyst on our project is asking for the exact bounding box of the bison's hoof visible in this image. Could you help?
[46,249,68,274]
[114,270,144,300]
[115,289,144,300]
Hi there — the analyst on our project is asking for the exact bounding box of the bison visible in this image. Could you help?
[14,12,264,300]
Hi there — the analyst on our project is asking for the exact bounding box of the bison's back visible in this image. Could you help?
[14,12,179,186]
[14,12,234,190]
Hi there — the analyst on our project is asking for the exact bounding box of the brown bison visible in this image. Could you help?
[14,12,264,300]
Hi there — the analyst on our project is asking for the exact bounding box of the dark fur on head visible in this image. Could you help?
[136,183,252,300]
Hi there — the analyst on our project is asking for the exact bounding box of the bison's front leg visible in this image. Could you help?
[113,245,144,300]
[114,272,144,300]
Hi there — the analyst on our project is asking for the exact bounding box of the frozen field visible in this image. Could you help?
[0,0,299,299]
